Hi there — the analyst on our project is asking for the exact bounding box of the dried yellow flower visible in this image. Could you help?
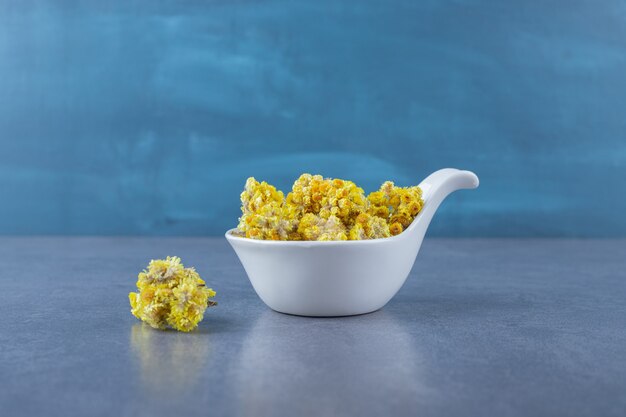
[348,212,391,240]
[286,174,368,226]
[368,181,424,230]
[298,213,348,241]
[129,256,217,332]
[238,177,298,240]
[236,174,424,241]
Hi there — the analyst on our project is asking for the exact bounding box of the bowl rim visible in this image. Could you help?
[224,226,409,246]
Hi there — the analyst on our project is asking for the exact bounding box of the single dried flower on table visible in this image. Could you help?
[129,256,217,332]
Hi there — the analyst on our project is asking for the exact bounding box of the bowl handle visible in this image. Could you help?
[406,168,479,237]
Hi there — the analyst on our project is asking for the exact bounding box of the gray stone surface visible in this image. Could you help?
[0,237,625,417]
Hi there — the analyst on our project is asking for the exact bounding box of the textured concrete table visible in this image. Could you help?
[1,238,625,417]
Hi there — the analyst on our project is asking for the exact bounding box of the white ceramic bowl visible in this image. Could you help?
[226,168,479,317]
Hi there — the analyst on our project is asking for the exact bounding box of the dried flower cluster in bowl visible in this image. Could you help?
[129,256,217,332]
[235,174,424,241]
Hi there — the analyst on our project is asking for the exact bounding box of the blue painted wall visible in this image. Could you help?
[1,1,625,237]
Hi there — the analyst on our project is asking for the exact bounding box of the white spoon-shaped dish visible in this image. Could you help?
[226,168,479,317]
